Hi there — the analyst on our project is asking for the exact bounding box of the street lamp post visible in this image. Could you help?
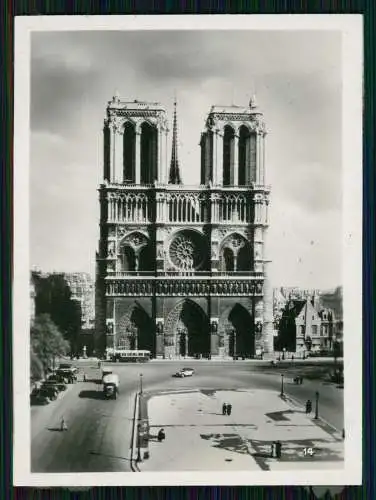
[314,391,319,419]
[137,423,142,462]
[280,374,285,397]
[140,373,143,395]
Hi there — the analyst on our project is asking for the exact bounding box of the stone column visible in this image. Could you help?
[158,128,164,183]
[233,134,239,186]
[216,129,224,186]
[259,134,265,185]
[262,225,274,355]
[256,134,262,185]
[212,132,218,185]
[164,130,168,184]
[262,260,274,355]
[155,318,164,357]
[210,319,219,356]
[112,128,123,183]
[135,129,141,185]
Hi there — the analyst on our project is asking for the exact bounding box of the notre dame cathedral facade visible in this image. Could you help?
[95,93,274,358]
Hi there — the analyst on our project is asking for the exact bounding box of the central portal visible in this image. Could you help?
[165,299,210,357]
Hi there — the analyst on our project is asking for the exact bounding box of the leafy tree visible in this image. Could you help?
[30,348,44,382]
[32,272,82,353]
[31,314,70,373]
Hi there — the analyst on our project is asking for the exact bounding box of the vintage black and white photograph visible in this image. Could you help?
[14,15,362,486]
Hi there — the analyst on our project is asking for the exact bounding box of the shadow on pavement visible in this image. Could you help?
[47,427,65,432]
[78,390,104,400]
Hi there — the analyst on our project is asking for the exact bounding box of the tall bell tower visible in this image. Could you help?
[199,95,273,355]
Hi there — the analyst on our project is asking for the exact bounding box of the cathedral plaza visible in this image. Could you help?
[95,94,273,359]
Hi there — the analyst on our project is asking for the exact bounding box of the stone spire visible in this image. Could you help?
[168,99,182,185]
[249,94,257,109]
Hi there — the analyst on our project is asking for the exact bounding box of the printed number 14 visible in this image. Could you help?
[303,447,314,456]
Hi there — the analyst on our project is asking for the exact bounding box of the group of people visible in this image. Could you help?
[222,402,232,416]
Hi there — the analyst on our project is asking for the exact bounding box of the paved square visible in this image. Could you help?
[137,389,344,471]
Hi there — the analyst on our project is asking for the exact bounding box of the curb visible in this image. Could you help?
[281,391,343,438]
[130,392,140,472]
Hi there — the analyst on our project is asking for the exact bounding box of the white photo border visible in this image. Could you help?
[13,14,363,487]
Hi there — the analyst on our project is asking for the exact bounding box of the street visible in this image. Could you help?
[31,359,344,472]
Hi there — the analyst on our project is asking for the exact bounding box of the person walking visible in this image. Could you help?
[222,403,228,415]
[157,428,165,442]
[60,417,68,431]
[305,399,312,414]
[227,403,232,416]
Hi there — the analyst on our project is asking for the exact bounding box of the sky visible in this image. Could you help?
[30,29,342,289]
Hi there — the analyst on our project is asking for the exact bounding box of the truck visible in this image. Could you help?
[103,373,119,399]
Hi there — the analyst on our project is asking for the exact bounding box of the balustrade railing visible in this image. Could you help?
[105,270,264,278]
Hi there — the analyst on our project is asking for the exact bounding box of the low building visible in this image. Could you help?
[276,297,338,354]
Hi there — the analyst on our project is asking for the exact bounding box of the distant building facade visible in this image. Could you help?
[64,272,95,330]
[276,291,342,354]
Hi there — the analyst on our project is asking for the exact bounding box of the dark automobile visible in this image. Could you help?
[56,367,78,382]
[30,388,50,405]
[38,386,58,400]
[46,376,67,391]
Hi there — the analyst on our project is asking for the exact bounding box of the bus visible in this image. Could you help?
[107,349,151,363]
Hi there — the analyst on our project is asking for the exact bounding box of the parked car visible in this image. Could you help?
[38,386,58,401]
[56,365,78,382]
[30,388,50,405]
[46,376,67,391]
[174,368,195,378]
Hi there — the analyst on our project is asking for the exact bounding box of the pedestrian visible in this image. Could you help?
[98,360,101,369]
[291,354,294,361]
[222,403,228,415]
[60,417,68,431]
[83,372,87,382]
[157,428,165,442]
[227,403,232,416]
[305,399,312,414]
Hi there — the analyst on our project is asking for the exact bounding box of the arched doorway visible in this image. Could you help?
[165,300,210,357]
[224,304,255,358]
[117,305,155,355]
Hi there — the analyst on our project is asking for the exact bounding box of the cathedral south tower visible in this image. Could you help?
[95,94,273,358]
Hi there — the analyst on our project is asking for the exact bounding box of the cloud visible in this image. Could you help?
[29,29,343,287]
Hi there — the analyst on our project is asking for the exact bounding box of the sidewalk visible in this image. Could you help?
[137,388,344,472]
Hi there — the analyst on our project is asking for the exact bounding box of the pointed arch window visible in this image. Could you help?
[249,133,257,183]
[238,126,250,186]
[140,122,158,184]
[223,125,235,186]
[123,122,135,183]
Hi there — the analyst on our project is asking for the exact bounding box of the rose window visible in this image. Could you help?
[169,231,205,271]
